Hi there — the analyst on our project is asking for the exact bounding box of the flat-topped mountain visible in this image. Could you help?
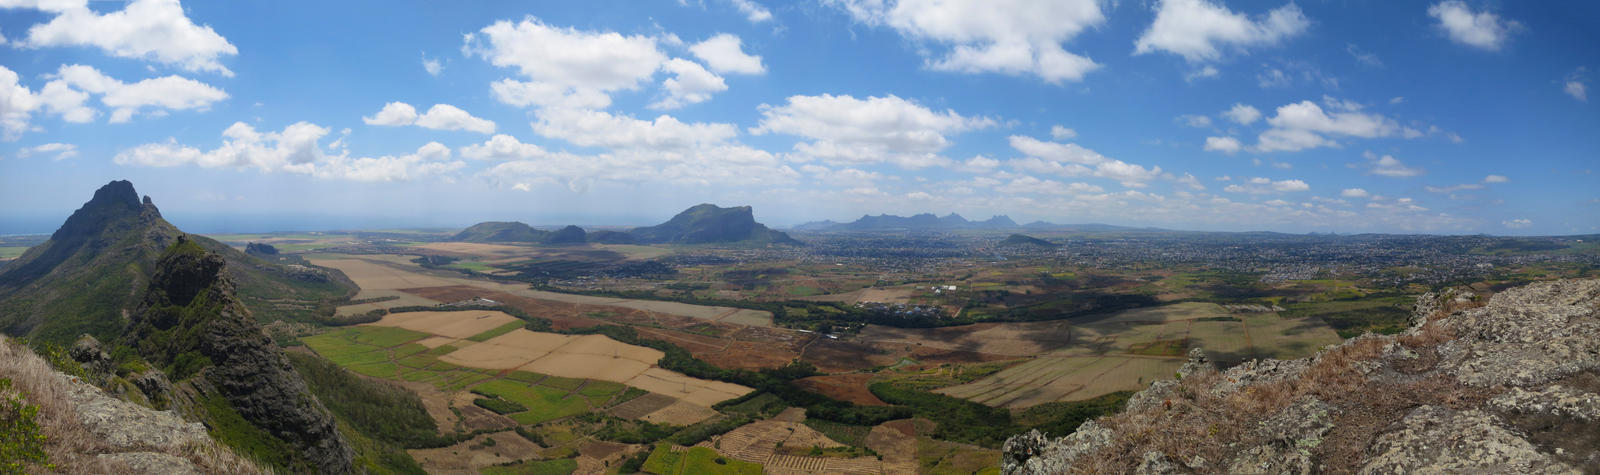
[629,204,798,245]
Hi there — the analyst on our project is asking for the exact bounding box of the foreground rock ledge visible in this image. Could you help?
[1002,279,1600,474]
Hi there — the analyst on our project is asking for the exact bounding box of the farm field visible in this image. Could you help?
[309,253,774,325]
[931,302,1341,407]
[301,314,751,428]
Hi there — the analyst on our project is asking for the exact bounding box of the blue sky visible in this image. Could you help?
[0,0,1596,235]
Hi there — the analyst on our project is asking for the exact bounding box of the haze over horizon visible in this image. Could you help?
[2,0,1597,235]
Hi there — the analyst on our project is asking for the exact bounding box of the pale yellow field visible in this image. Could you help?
[408,242,534,256]
[640,400,720,426]
[624,367,751,407]
[856,287,915,304]
[313,253,773,325]
[414,327,753,406]
[370,311,520,339]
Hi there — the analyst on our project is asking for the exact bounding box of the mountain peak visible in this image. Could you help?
[88,180,140,210]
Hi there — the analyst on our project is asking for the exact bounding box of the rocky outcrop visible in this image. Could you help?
[127,236,353,473]
[1002,279,1600,473]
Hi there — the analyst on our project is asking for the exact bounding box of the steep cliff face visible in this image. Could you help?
[127,237,354,473]
[1002,279,1600,473]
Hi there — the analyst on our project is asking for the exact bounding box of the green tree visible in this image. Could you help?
[0,378,50,474]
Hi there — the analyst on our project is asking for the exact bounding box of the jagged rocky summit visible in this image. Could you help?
[1002,278,1600,474]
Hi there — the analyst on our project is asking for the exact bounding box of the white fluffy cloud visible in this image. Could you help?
[1050,125,1077,140]
[1222,103,1261,125]
[1008,136,1164,188]
[533,107,737,151]
[652,58,728,110]
[1364,151,1424,178]
[114,121,465,181]
[460,134,546,161]
[827,0,1105,83]
[1134,0,1308,63]
[16,142,77,160]
[1483,174,1509,183]
[1203,136,1242,154]
[0,66,42,140]
[726,0,772,23]
[361,102,496,134]
[422,56,443,76]
[1223,176,1310,194]
[10,0,237,75]
[1340,188,1370,198]
[1502,218,1532,229]
[689,34,765,75]
[466,17,667,109]
[752,93,995,168]
[1255,100,1406,152]
[11,64,227,126]
[1428,1,1519,51]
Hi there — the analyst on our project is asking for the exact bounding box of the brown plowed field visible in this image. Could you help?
[793,374,888,406]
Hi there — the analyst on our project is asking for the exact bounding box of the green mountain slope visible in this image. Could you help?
[127,237,354,472]
[449,221,550,242]
[630,204,800,245]
[0,181,355,344]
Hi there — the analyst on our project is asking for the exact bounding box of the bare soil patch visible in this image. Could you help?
[794,374,889,406]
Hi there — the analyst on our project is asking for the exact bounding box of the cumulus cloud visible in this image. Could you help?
[689,34,765,75]
[1483,174,1509,183]
[1050,125,1077,140]
[1428,1,1519,51]
[1340,188,1370,198]
[10,0,237,75]
[465,17,667,109]
[15,64,227,125]
[0,66,42,140]
[362,102,495,134]
[752,93,995,168]
[1222,103,1261,125]
[534,107,737,151]
[114,121,466,181]
[460,134,546,161]
[1008,136,1164,188]
[1424,183,1482,193]
[16,142,77,160]
[1223,176,1310,194]
[652,58,727,109]
[1134,0,1309,63]
[422,55,443,76]
[1363,151,1424,177]
[1203,136,1242,154]
[1254,100,1407,152]
[826,0,1106,83]
[726,0,773,23]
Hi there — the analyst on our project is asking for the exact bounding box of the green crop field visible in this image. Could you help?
[479,458,578,475]
[470,378,624,425]
[642,444,762,475]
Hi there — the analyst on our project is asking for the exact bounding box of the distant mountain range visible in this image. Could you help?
[452,203,799,246]
[790,213,1166,233]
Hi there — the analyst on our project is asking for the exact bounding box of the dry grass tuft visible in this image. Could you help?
[0,337,265,474]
